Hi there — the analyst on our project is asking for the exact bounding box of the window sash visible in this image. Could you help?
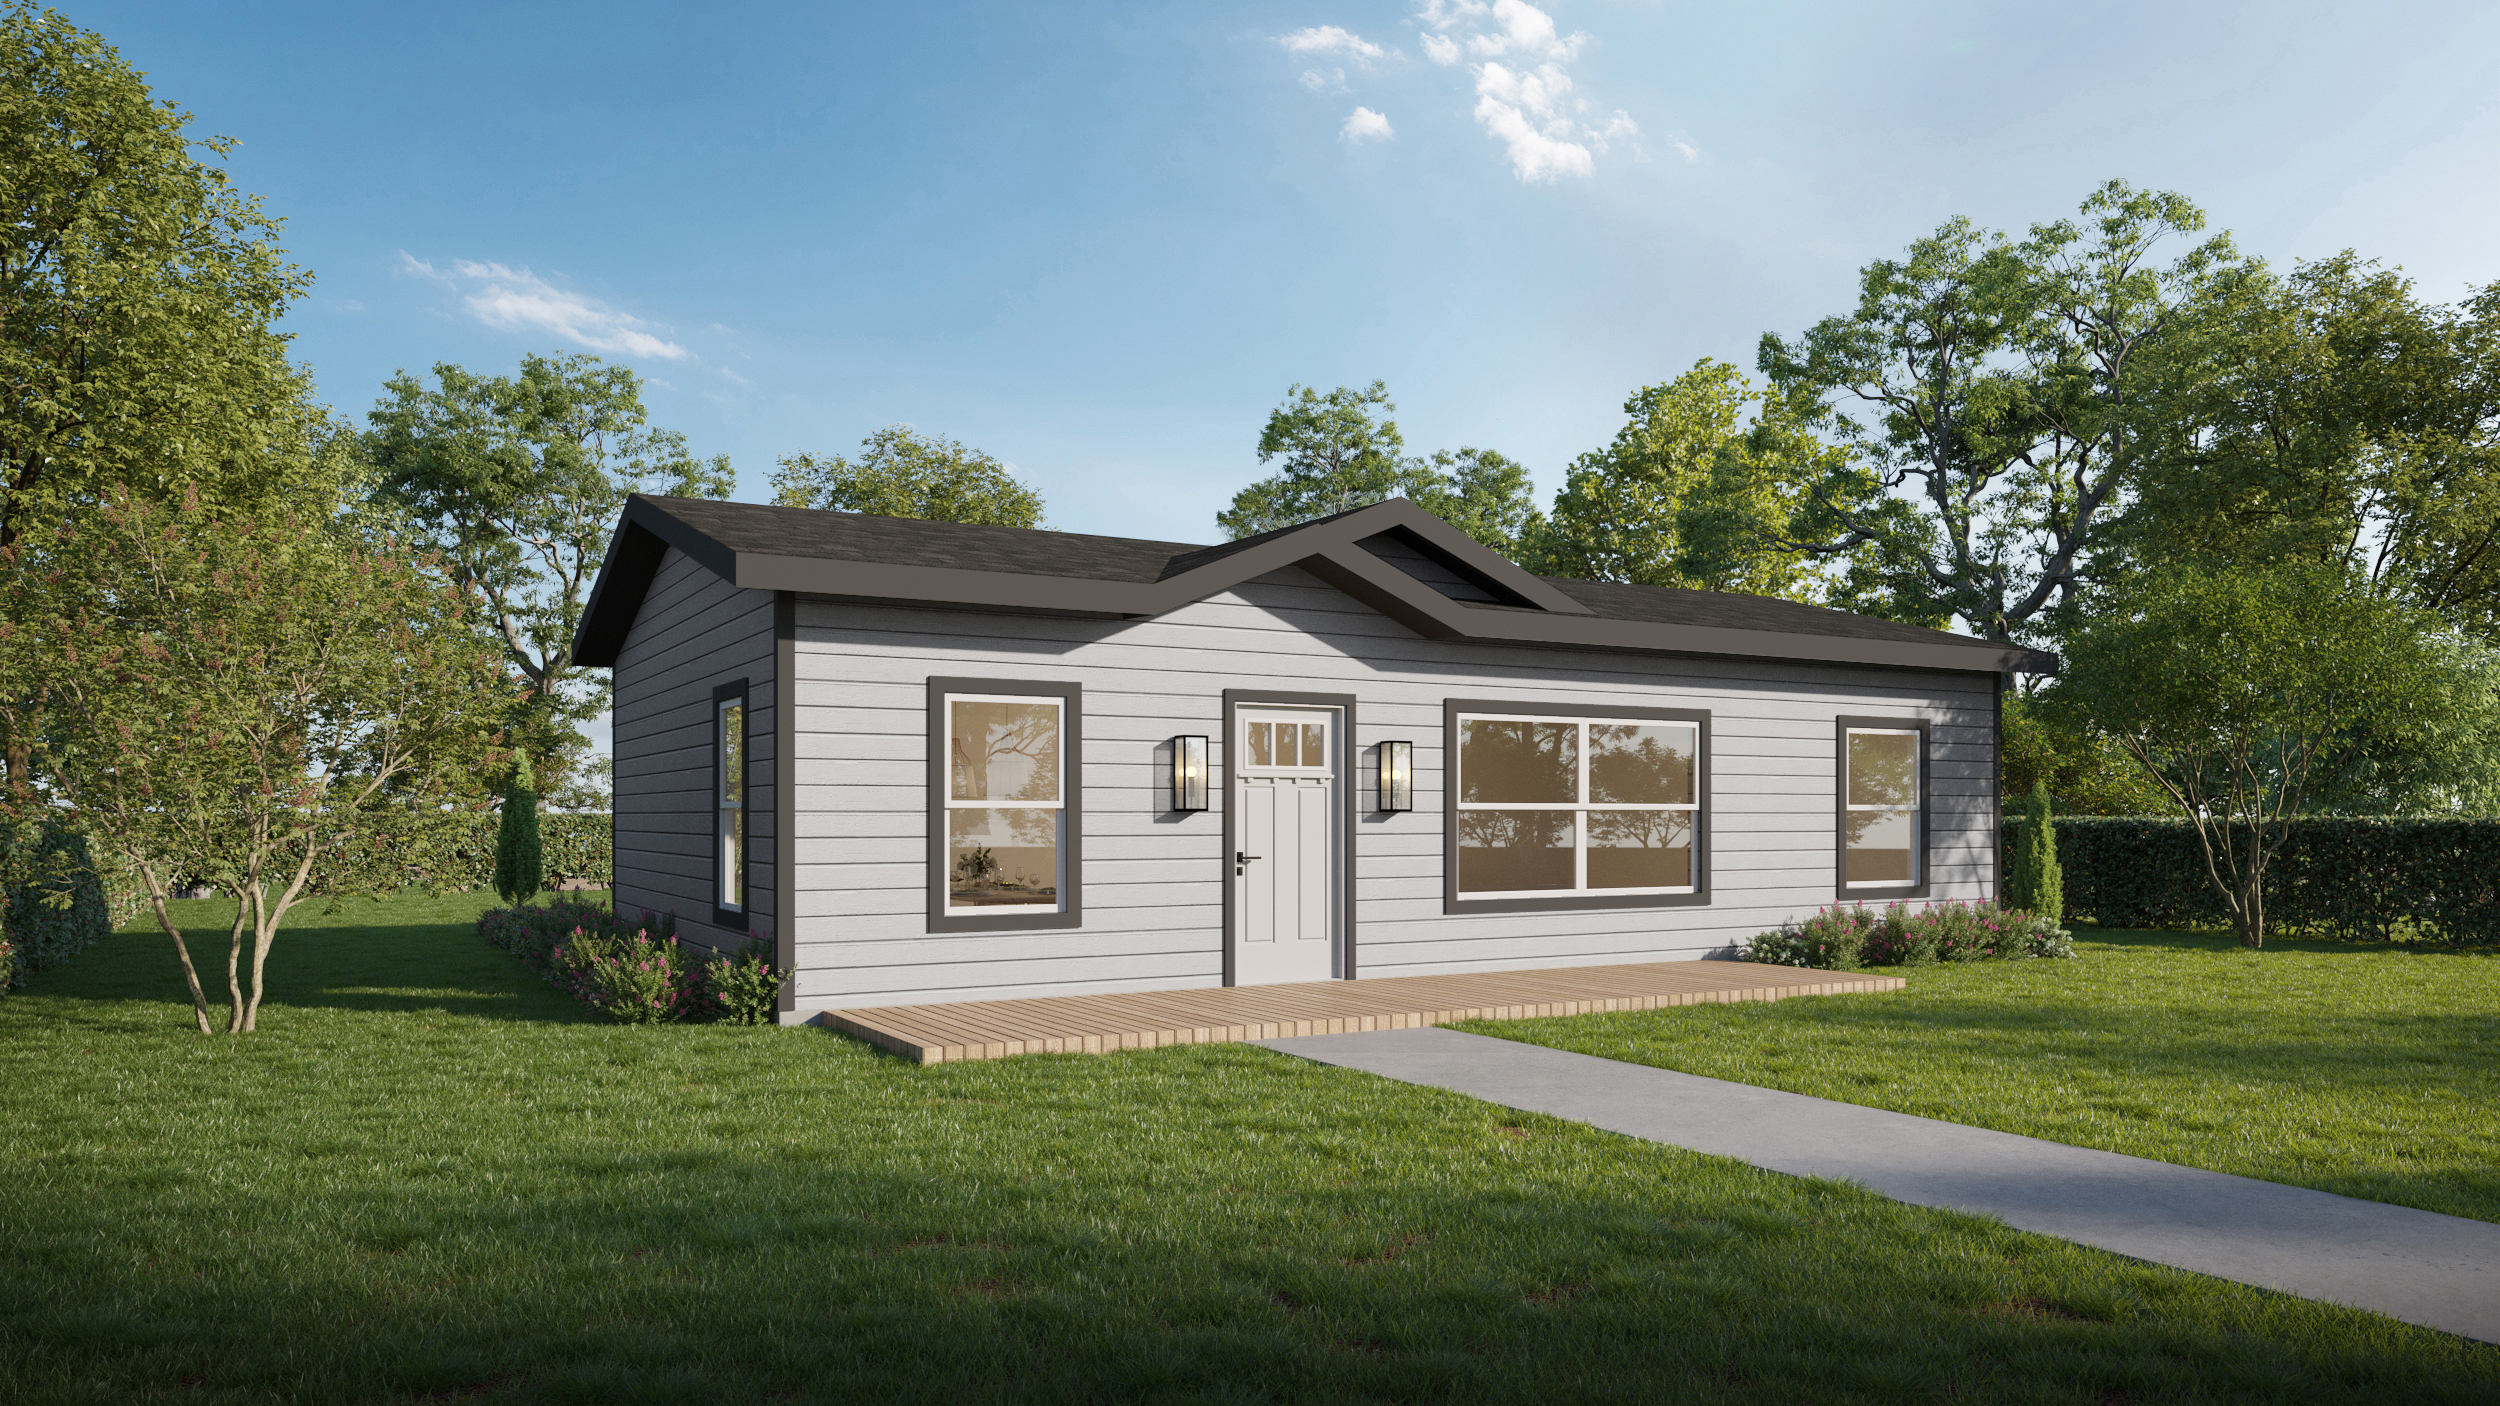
[718,697,744,912]
[1455,713,1698,898]
[1841,727,1921,889]
[943,692,1066,915]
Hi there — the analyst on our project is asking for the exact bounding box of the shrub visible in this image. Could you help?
[0,935,15,994]
[4,826,111,987]
[575,931,699,1024]
[492,754,545,905]
[706,940,789,1025]
[1745,906,1876,969]
[2005,781,2065,922]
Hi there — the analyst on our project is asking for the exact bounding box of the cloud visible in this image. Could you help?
[1413,0,1641,183]
[396,253,689,360]
[1341,107,1395,143]
[1301,67,1346,91]
[1671,137,1700,163]
[1281,25,1385,61]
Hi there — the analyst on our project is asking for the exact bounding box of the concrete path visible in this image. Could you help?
[1253,1026,2500,1343]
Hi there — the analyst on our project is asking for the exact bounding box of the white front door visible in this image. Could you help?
[1232,707,1340,986]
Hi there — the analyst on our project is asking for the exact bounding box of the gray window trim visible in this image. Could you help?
[1221,689,1359,984]
[927,676,1084,934]
[1835,714,1932,900]
[773,592,798,1014]
[1442,697,1713,916]
[712,678,751,930]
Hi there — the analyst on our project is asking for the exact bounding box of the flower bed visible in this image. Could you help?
[1745,900,2072,970]
[477,899,787,1024]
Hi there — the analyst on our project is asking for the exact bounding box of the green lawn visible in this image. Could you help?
[0,899,2493,1404]
[1459,929,2500,1225]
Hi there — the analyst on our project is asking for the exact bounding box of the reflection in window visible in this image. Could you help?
[946,696,1064,910]
[1244,719,1329,769]
[1457,714,1699,897]
[1843,729,1920,887]
[718,697,744,911]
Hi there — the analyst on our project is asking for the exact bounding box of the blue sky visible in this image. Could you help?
[69,0,2500,550]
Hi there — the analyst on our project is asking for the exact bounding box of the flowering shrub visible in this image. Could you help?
[480,901,786,1024]
[1744,906,1876,969]
[707,940,788,1025]
[1747,900,2075,970]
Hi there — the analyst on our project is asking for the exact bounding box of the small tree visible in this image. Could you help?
[2004,781,2064,923]
[2053,561,2474,947]
[493,750,544,905]
[0,489,512,1031]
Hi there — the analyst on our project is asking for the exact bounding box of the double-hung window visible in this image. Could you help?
[928,678,1084,931]
[715,687,746,916]
[1446,702,1709,912]
[1838,719,1926,895]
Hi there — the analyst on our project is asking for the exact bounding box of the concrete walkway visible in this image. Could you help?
[1253,1026,2500,1343]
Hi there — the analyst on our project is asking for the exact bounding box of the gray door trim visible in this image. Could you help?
[1220,689,1358,985]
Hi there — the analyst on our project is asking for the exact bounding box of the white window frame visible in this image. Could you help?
[941,690,1068,918]
[1453,711,1701,900]
[1841,725,1923,891]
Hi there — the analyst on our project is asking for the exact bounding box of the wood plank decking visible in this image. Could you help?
[819,960,1903,1064]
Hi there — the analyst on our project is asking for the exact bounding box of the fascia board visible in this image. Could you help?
[730,551,1159,616]
[1454,610,2056,674]
[1351,501,1596,616]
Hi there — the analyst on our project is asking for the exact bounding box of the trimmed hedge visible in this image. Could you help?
[2008,816,2500,945]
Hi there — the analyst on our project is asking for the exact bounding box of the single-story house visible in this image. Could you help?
[572,494,2053,1025]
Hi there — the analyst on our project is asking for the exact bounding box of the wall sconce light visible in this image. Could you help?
[1172,734,1209,812]
[1378,740,1413,813]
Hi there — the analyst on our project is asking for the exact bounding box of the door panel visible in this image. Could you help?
[1232,707,1340,986]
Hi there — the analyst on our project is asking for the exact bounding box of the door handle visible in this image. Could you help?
[1235,851,1261,874]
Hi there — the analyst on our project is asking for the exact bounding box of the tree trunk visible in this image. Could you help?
[148,894,217,1035]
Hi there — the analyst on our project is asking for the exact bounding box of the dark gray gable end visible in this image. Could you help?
[574,495,2057,677]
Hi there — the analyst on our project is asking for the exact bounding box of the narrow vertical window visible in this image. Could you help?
[718,696,745,911]
[1842,727,1920,888]
[944,693,1065,913]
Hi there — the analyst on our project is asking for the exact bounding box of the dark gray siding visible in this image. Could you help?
[610,546,776,954]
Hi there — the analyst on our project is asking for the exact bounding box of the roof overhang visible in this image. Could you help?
[573,495,2056,677]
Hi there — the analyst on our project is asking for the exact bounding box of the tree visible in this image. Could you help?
[2050,560,2487,947]
[2004,781,2064,923]
[363,353,731,791]
[493,751,544,906]
[1218,382,1543,554]
[1999,692,2169,816]
[0,489,512,1031]
[0,5,319,544]
[1540,359,1837,599]
[1757,181,2244,641]
[772,426,1045,528]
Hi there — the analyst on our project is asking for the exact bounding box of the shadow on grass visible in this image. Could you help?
[2077,923,2500,960]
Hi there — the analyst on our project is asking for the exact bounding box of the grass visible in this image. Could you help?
[1457,927,2500,1225]
[0,898,2491,1404]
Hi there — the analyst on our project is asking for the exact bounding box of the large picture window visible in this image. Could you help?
[1445,702,1709,912]
[1838,719,1927,895]
[928,678,1083,931]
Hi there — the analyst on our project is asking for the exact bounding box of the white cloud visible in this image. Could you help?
[1412,0,1641,183]
[1341,106,1395,143]
[1671,137,1700,163]
[1301,67,1346,91]
[1281,25,1385,61]
[396,253,690,360]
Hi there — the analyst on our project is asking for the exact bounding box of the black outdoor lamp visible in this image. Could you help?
[1378,740,1413,813]
[1171,734,1209,812]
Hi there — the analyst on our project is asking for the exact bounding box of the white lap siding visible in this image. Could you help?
[784,566,1995,1016]
[610,546,776,956]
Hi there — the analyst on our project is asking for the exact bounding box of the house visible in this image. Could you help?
[572,494,2053,1025]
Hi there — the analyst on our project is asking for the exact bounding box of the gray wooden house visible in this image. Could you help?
[573,495,2052,1024]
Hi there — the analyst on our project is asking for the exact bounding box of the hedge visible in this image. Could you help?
[4,827,111,986]
[2007,815,2500,945]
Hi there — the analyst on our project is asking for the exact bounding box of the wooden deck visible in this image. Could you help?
[819,960,1903,1064]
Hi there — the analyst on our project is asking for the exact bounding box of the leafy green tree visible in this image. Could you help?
[2108,254,2500,638]
[0,489,513,1032]
[0,4,320,543]
[363,353,731,791]
[772,425,1045,528]
[493,751,544,906]
[1540,359,1837,599]
[1999,692,2169,816]
[1758,181,2244,640]
[2051,560,2491,947]
[1219,382,1543,554]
